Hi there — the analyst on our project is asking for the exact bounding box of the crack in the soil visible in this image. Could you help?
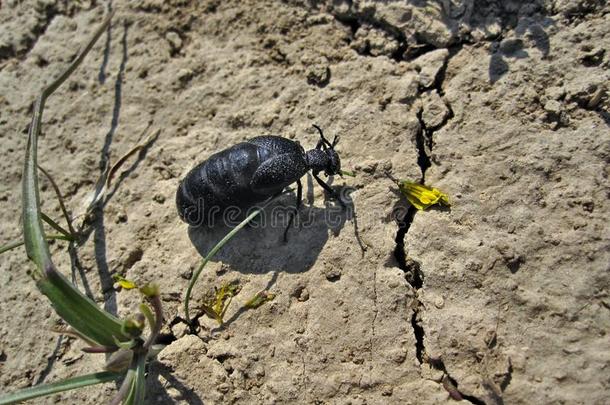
[370,266,378,362]
[391,46,488,404]
[440,368,487,405]
[415,110,433,181]
[394,177,487,405]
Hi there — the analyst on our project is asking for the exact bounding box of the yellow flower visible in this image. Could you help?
[397,180,450,210]
[112,274,137,290]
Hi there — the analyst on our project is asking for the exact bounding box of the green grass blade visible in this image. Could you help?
[38,165,77,236]
[0,239,25,255]
[20,11,126,346]
[124,352,147,405]
[23,114,53,276]
[38,269,128,347]
[22,10,114,274]
[0,371,121,405]
[0,234,72,255]
[40,212,75,241]
[184,208,262,324]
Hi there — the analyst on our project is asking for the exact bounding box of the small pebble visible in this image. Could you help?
[325,268,341,282]
[166,31,183,53]
[153,194,166,204]
[544,100,562,115]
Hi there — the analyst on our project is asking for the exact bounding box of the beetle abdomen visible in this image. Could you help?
[176,142,268,225]
[205,143,262,203]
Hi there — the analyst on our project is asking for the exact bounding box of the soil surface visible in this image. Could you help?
[0,1,608,404]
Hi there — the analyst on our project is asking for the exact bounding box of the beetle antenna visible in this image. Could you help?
[332,135,339,148]
[312,124,332,149]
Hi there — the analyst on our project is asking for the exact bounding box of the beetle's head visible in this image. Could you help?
[325,143,341,176]
[312,124,341,176]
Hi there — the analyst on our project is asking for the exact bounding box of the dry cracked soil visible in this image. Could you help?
[0,0,609,404]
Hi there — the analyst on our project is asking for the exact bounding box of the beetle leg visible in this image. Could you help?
[283,179,302,242]
[313,173,346,208]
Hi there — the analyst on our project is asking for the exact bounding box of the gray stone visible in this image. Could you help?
[166,31,182,53]
[413,48,449,88]
[544,99,562,115]
[421,90,450,129]
[351,24,400,57]
[389,72,419,104]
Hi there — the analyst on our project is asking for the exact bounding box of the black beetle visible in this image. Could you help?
[176,125,345,239]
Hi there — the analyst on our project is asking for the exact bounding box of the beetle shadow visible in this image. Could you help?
[188,185,355,274]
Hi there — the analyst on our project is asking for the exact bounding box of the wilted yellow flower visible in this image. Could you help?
[397,180,450,210]
[244,291,276,309]
[112,274,137,290]
[212,283,239,316]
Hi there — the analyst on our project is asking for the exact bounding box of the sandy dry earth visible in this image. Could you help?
[0,0,608,404]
